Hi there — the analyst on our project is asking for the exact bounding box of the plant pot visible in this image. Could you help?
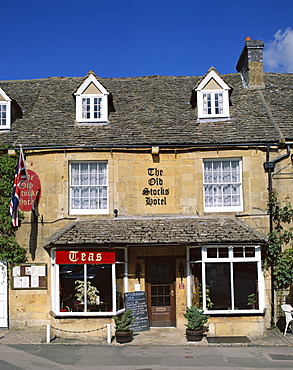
[115,330,133,344]
[186,329,204,341]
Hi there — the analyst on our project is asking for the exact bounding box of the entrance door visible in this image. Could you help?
[146,258,176,327]
[0,261,8,328]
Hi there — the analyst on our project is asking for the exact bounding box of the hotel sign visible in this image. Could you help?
[56,251,116,264]
[142,168,169,206]
[19,170,41,211]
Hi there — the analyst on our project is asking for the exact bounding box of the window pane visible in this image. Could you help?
[203,159,241,209]
[206,263,231,310]
[215,93,223,114]
[80,163,89,185]
[71,163,80,185]
[94,97,102,119]
[222,161,231,183]
[90,163,98,185]
[234,262,258,309]
[71,187,81,209]
[189,248,201,261]
[207,248,217,258]
[204,161,213,183]
[234,247,243,258]
[219,248,228,258]
[0,105,7,126]
[59,264,112,313]
[59,264,84,312]
[190,262,202,307]
[116,263,125,310]
[85,264,112,312]
[245,247,255,257]
[82,98,90,119]
[70,162,108,211]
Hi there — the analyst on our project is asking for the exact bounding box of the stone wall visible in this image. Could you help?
[9,146,280,336]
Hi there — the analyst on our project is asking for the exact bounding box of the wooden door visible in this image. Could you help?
[146,258,176,327]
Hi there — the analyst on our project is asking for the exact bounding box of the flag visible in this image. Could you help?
[10,148,29,227]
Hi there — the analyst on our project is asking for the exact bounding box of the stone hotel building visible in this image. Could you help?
[1,38,293,338]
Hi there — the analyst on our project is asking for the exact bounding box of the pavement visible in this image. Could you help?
[1,326,293,347]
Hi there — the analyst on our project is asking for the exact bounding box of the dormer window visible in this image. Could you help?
[75,73,109,123]
[0,88,11,130]
[195,68,231,119]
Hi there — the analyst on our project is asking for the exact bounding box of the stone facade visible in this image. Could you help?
[2,37,293,339]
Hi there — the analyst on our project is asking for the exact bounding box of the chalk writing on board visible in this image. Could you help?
[124,291,150,332]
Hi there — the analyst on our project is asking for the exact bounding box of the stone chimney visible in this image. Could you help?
[236,37,265,89]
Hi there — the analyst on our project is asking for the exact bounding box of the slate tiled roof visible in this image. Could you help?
[46,217,266,247]
[1,72,293,148]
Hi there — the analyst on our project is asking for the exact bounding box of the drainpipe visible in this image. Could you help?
[263,144,290,327]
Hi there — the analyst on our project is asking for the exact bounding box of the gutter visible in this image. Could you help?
[11,141,283,153]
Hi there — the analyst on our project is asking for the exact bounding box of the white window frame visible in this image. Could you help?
[186,245,264,315]
[196,69,230,119]
[203,158,243,212]
[0,88,11,130]
[69,161,108,215]
[51,248,128,317]
[75,74,109,123]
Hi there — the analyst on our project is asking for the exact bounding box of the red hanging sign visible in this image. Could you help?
[56,250,116,264]
[19,170,41,211]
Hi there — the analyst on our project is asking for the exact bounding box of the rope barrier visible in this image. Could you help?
[50,325,107,334]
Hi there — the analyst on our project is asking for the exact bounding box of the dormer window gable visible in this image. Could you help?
[75,73,109,124]
[0,87,11,130]
[195,68,231,119]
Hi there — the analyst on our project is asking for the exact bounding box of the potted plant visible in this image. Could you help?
[75,280,100,304]
[184,306,209,341]
[113,309,136,343]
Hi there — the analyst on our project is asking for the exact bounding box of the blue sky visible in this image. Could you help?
[2,0,293,80]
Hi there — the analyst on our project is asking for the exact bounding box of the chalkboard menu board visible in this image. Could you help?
[124,291,150,332]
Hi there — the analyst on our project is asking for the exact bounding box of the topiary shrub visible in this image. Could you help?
[113,309,136,332]
[184,306,209,332]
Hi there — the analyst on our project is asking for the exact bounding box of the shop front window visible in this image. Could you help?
[54,249,126,315]
[188,245,263,314]
[59,264,112,312]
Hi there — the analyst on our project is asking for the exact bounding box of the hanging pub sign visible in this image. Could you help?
[56,250,116,264]
[19,169,41,211]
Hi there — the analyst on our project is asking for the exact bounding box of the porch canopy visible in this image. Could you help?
[45,217,267,249]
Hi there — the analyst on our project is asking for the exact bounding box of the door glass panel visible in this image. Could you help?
[149,261,172,306]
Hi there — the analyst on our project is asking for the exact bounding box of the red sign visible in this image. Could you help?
[19,170,41,211]
[56,250,116,264]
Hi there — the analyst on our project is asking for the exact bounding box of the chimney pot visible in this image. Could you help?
[245,37,252,41]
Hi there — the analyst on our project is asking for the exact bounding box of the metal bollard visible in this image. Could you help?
[46,324,51,343]
[107,323,112,344]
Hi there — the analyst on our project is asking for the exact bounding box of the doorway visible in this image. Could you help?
[146,258,176,327]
